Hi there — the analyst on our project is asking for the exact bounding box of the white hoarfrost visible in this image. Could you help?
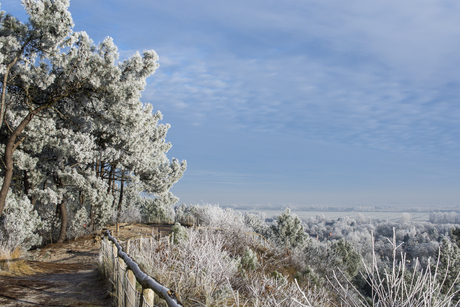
[0,192,42,250]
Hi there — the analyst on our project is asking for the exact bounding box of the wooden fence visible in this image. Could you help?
[100,230,183,307]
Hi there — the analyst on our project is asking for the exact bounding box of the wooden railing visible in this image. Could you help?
[100,230,183,307]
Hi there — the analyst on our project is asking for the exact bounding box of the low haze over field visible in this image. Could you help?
[3,0,460,208]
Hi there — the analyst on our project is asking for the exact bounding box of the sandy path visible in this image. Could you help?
[0,223,173,307]
[0,236,111,307]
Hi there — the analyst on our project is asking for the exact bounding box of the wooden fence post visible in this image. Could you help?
[126,269,136,307]
[101,239,108,278]
[117,256,125,307]
[112,242,118,288]
[142,287,155,307]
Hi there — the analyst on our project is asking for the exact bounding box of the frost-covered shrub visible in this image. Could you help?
[171,222,188,244]
[271,208,309,249]
[295,265,321,286]
[174,204,253,256]
[116,202,142,224]
[68,206,90,239]
[241,247,258,271]
[0,193,42,250]
[195,204,246,229]
[330,238,362,280]
[142,193,176,223]
[132,228,239,305]
[244,213,273,238]
[174,203,197,225]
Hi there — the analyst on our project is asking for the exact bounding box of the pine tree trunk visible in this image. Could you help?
[0,108,41,216]
[89,204,95,231]
[57,200,68,243]
[116,172,125,222]
[107,164,114,194]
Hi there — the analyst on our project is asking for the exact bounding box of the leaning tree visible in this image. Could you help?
[0,0,186,243]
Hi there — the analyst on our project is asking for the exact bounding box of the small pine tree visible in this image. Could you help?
[241,247,258,270]
[171,223,188,244]
[331,238,362,280]
[271,208,309,248]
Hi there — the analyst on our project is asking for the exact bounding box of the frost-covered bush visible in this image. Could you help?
[67,206,90,239]
[171,222,188,244]
[241,247,258,271]
[244,212,273,238]
[195,203,246,229]
[304,238,362,288]
[174,204,253,255]
[0,193,42,250]
[142,193,176,223]
[271,208,309,249]
[132,228,239,305]
[115,202,142,224]
[175,203,197,225]
[295,265,321,286]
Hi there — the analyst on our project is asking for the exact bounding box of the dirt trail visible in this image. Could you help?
[0,223,172,307]
[0,235,110,306]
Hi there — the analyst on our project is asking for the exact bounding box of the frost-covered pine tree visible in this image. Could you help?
[271,208,309,248]
[0,0,186,245]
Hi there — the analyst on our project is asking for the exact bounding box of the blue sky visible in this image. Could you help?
[3,0,460,208]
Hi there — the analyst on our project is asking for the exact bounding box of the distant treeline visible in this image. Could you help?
[429,212,460,224]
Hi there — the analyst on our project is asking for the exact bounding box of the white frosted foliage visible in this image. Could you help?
[0,192,42,249]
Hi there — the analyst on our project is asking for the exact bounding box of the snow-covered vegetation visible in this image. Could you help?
[123,204,460,306]
[132,206,334,306]
[0,0,185,254]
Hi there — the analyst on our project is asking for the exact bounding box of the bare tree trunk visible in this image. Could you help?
[116,172,125,222]
[95,160,100,178]
[79,190,85,207]
[57,200,68,243]
[89,204,95,231]
[0,106,45,216]
[107,164,114,194]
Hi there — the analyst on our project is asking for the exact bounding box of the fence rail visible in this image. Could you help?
[101,230,184,307]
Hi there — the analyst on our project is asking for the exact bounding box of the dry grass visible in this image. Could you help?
[0,246,36,276]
